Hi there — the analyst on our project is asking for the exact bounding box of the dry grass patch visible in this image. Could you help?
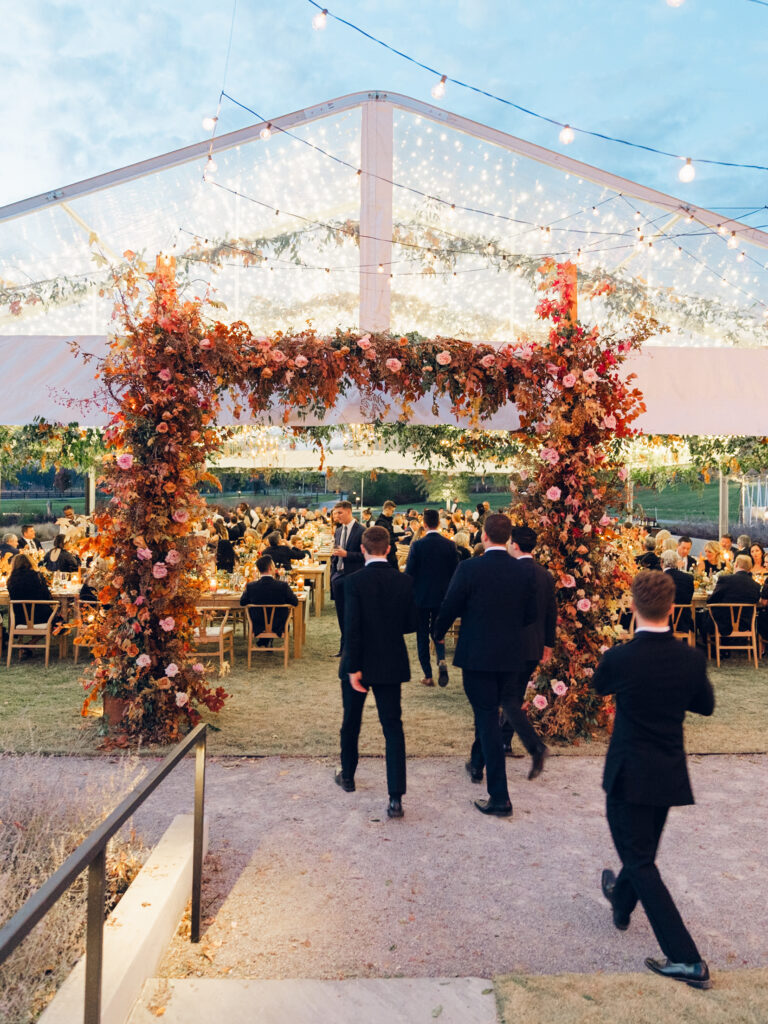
[494,968,768,1024]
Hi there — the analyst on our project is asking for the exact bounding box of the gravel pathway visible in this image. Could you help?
[5,751,763,981]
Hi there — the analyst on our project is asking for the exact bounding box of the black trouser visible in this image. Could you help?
[463,669,513,804]
[331,573,346,643]
[500,658,543,755]
[606,795,700,964]
[416,606,445,680]
[339,678,406,798]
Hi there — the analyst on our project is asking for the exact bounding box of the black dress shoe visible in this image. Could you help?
[645,957,711,990]
[465,761,483,783]
[387,797,404,818]
[334,769,355,792]
[601,868,629,930]
[437,661,449,688]
[474,798,512,817]
[528,744,549,780]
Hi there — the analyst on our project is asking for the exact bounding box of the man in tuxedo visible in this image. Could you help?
[374,500,399,569]
[594,569,714,990]
[635,535,661,571]
[336,526,418,818]
[404,508,459,688]
[330,501,365,655]
[676,535,696,572]
[661,549,695,633]
[0,533,19,559]
[18,525,41,554]
[239,555,298,645]
[503,525,555,779]
[262,531,309,570]
[705,554,760,638]
[433,513,536,817]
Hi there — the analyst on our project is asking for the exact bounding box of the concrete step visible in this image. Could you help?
[129,977,499,1024]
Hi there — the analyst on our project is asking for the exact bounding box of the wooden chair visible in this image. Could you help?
[706,604,759,668]
[245,604,293,669]
[671,603,696,647]
[193,607,235,671]
[7,600,62,668]
[73,599,102,664]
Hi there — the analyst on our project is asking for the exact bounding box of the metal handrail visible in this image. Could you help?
[0,722,208,1024]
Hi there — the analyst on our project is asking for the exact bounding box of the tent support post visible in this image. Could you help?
[85,470,97,516]
[359,100,393,333]
[718,469,729,538]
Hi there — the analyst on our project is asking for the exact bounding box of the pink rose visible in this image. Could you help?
[193,662,204,673]
[165,663,179,678]
[159,616,175,632]
[532,694,548,710]
[136,653,151,668]
[562,373,577,387]
[135,596,145,605]
[357,335,372,350]
[172,509,189,524]
[200,338,213,350]
[136,547,152,560]
[294,355,308,368]
[577,598,591,612]
[561,574,576,588]
[116,453,134,470]
[546,486,561,501]
[480,353,496,369]
[436,351,452,366]
[602,414,617,430]
[583,368,598,384]
[540,447,560,466]
[165,549,181,565]
[158,368,172,382]
[271,349,287,363]
[152,563,168,579]
[385,358,403,372]
[551,680,568,697]
[175,691,189,707]
[599,514,612,527]
[618,466,628,481]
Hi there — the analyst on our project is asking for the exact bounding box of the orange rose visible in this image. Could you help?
[156,422,169,433]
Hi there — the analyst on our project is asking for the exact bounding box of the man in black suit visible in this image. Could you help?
[261,531,309,570]
[404,508,459,688]
[503,525,555,779]
[336,526,418,818]
[676,535,696,572]
[330,501,365,655]
[433,513,536,817]
[18,525,41,554]
[239,555,298,645]
[594,570,714,990]
[374,500,399,569]
[706,554,760,638]
[661,549,695,633]
[635,535,661,571]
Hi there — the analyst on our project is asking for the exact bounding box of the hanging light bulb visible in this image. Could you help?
[737,251,746,263]
[678,158,695,183]
[717,223,728,236]
[666,0,685,7]
[312,8,328,30]
[727,231,738,249]
[431,75,447,100]
[377,263,384,274]
[260,123,273,141]
[558,124,575,145]
[206,156,218,173]
[202,116,218,132]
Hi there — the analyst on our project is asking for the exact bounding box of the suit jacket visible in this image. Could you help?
[374,513,399,569]
[593,631,714,806]
[240,576,298,636]
[664,567,695,632]
[433,550,537,672]
[404,531,459,608]
[339,561,418,686]
[679,554,696,572]
[19,538,40,553]
[636,551,661,571]
[516,557,557,662]
[262,543,308,570]
[707,570,760,633]
[330,520,365,578]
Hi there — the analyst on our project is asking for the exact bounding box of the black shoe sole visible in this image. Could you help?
[437,665,449,687]
[465,763,483,784]
[645,959,711,989]
[334,772,355,792]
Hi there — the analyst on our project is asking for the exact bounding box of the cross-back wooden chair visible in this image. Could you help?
[706,603,759,668]
[245,604,293,669]
[7,600,62,668]
[193,606,235,671]
[671,603,696,647]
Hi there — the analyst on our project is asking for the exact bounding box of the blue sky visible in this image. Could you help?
[2,0,766,218]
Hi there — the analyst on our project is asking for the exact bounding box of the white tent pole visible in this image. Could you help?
[359,99,393,332]
[718,469,729,538]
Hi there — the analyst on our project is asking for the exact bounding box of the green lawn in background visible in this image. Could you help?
[634,481,742,523]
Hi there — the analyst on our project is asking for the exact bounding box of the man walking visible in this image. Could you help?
[504,525,555,779]
[594,570,714,990]
[336,526,418,818]
[330,501,365,656]
[405,508,459,688]
[433,513,536,817]
[374,500,399,569]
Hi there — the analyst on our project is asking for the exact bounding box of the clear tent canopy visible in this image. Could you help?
[2,90,767,348]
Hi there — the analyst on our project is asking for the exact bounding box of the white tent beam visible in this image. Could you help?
[359,100,393,331]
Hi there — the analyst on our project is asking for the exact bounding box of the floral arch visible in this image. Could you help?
[79,255,654,743]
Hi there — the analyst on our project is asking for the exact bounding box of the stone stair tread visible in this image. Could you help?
[129,976,498,1023]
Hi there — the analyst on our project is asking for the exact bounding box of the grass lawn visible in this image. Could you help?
[1,606,766,758]
[494,967,768,1024]
[634,482,742,524]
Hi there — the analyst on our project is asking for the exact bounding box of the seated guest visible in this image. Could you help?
[18,525,41,554]
[698,541,723,577]
[454,530,472,561]
[676,535,696,572]
[213,520,236,573]
[42,535,81,574]
[720,533,735,566]
[661,549,694,633]
[758,578,768,644]
[7,552,59,624]
[240,555,298,645]
[735,534,752,559]
[636,535,662,571]
[262,531,309,569]
[654,529,672,557]
[706,554,760,638]
[0,532,19,559]
[749,543,766,574]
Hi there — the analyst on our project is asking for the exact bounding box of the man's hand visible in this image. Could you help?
[349,671,367,693]
[541,646,553,666]
[332,547,347,558]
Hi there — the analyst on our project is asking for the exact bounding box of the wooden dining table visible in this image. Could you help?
[293,563,326,616]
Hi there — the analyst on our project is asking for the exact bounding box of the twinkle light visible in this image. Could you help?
[206,157,218,173]
[312,8,328,30]
[202,116,218,132]
[727,232,738,249]
[558,124,575,145]
[737,251,746,263]
[666,0,685,7]
[377,263,384,273]
[678,158,695,183]
[260,123,273,141]
[431,75,447,100]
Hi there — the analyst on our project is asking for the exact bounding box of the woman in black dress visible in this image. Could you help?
[42,534,81,574]
[7,552,59,623]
